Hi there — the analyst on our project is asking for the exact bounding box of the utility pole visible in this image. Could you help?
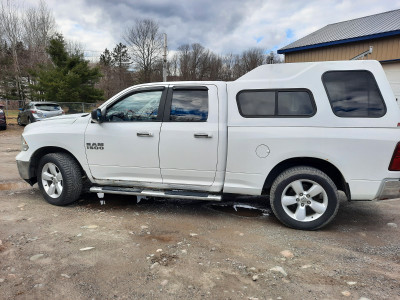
[163,33,167,82]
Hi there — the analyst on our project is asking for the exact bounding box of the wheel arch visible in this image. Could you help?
[28,146,86,184]
[263,157,350,200]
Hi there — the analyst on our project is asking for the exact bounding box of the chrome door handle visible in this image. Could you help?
[194,133,212,138]
[137,132,153,137]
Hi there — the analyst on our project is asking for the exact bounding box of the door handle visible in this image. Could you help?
[194,133,212,138]
[137,132,153,137]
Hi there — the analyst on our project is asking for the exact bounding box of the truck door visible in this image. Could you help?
[159,85,219,186]
[85,87,167,183]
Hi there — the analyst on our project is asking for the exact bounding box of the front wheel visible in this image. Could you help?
[17,116,22,126]
[37,153,83,206]
[270,166,339,230]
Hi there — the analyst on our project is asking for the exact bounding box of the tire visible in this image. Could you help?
[270,166,339,230]
[37,153,83,206]
[17,116,22,126]
[27,117,31,124]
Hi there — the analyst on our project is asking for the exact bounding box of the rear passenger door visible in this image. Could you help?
[159,85,219,186]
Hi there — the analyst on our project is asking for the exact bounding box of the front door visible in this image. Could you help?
[159,85,219,186]
[85,87,167,184]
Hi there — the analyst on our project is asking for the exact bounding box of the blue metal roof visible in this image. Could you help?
[278,9,400,54]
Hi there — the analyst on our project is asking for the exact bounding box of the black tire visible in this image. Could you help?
[17,116,22,126]
[270,166,339,230]
[27,117,31,124]
[37,153,83,206]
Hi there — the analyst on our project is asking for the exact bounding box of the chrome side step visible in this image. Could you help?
[90,186,222,201]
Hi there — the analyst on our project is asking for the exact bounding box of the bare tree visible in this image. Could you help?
[124,19,163,83]
[241,48,266,74]
[0,0,25,100]
[167,44,277,82]
[23,0,55,93]
[23,0,55,56]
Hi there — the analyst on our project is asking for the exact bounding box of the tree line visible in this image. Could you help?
[0,1,281,103]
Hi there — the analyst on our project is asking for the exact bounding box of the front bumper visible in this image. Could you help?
[375,179,400,200]
[16,160,35,185]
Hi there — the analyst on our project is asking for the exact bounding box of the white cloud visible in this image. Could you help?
[13,0,400,56]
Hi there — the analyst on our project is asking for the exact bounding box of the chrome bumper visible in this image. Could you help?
[375,179,400,200]
[16,160,30,180]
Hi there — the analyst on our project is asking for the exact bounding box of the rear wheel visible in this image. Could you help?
[37,153,82,206]
[270,166,339,230]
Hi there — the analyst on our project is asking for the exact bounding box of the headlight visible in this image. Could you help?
[21,136,29,151]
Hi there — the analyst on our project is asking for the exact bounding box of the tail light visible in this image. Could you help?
[30,109,37,114]
[389,143,400,171]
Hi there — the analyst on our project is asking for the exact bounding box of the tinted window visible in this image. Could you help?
[170,89,208,122]
[323,71,386,117]
[237,90,315,117]
[278,91,314,116]
[35,104,61,111]
[105,90,162,122]
[237,91,275,116]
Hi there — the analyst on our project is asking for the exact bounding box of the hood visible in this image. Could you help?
[38,113,90,124]
[24,113,90,132]
[43,113,90,122]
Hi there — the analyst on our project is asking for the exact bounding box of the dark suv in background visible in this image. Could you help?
[0,104,6,130]
[17,102,64,126]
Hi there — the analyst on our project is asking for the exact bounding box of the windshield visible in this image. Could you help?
[35,104,61,111]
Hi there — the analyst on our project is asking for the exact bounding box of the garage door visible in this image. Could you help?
[382,62,400,104]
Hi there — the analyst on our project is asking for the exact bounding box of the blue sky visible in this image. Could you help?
[23,0,400,56]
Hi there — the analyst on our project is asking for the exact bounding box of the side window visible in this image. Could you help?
[278,91,315,116]
[170,89,208,122]
[322,71,386,117]
[237,90,315,117]
[105,90,163,122]
[237,91,275,116]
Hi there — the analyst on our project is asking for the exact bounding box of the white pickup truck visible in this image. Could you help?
[16,60,400,230]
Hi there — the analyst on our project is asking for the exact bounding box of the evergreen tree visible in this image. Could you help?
[30,33,103,103]
[99,48,112,67]
[111,43,131,69]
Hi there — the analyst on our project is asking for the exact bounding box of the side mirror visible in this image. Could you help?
[19,108,23,111]
[91,108,103,123]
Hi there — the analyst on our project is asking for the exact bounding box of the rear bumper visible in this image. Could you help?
[375,179,400,200]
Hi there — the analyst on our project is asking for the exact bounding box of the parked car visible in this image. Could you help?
[0,104,6,130]
[16,61,400,230]
[17,102,64,126]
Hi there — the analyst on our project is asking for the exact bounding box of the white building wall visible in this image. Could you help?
[382,62,400,104]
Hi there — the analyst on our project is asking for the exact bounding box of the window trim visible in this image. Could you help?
[236,88,317,118]
[163,86,209,122]
[322,70,387,118]
[104,87,167,123]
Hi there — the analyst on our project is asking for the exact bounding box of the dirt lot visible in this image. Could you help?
[1,125,399,300]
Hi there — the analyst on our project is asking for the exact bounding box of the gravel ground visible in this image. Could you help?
[0,125,399,300]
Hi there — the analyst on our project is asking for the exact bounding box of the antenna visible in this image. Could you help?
[163,33,167,82]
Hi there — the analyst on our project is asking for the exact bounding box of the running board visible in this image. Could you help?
[90,186,222,201]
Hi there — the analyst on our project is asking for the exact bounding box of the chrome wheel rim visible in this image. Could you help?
[41,163,63,198]
[281,179,328,222]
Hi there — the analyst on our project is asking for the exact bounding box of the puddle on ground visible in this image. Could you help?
[0,181,31,191]
[208,203,270,218]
